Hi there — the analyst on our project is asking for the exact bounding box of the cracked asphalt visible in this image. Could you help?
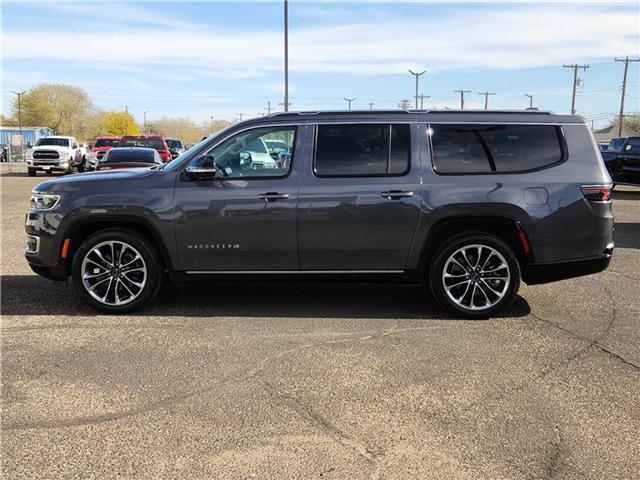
[1,171,639,479]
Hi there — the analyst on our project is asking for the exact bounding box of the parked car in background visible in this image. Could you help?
[95,147,163,171]
[264,139,289,159]
[165,138,185,159]
[25,110,613,318]
[25,136,82,176]
[602,136,640,186]
[87,137,121,170]
[607,137,626,153]
[597,142,609,152]
[118,135,172,162]
[72,142,89,172]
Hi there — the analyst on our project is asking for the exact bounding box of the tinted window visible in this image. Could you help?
[314,124,410,176]
[166,139,183,150]
[624,138,640,154]
[430,124,564,174]
[94,138,120,148]
[119,138,166,150]
[201,126,296,178]
[104,148,157,163]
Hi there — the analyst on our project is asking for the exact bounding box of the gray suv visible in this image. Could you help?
[25,110,614,318]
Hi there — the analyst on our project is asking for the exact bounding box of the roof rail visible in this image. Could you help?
[267,109,553,117]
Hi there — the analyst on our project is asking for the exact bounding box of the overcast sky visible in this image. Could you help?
[2,0,639,127]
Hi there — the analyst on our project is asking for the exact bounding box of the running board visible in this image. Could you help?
[185,270,405,275]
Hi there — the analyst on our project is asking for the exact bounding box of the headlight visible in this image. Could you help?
[30,192,61,210]
[26,150,33,159]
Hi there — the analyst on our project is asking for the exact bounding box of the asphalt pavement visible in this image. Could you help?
[1,170,639,479]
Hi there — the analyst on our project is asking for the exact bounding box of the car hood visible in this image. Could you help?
[33,167,161,192]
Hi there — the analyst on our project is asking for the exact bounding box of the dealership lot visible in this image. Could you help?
[1,171,639,479]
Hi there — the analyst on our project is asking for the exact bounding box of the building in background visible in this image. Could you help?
[0,126,54,147]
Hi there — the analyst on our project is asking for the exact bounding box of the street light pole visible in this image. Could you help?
[283,0,289,112]
[210,116,214,135]
[524,93,534,109]
[343,97,356,110]
[408,70,426,109]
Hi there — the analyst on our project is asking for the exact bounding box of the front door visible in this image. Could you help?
[297,122,422,270]
[175,125,304,271]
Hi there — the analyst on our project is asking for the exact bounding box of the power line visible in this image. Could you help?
[478,91,495,110]
[454,90,471,109]
[615,56,640,136]
[416,94,430,109]
[562,64,589,114]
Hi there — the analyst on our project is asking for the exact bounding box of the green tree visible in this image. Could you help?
[9,83,97,138]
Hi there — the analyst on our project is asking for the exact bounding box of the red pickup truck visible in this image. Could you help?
[118,135,173,162]
[87,136,121,170]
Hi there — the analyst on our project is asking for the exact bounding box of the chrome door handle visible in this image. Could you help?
[258,192,290,201]
[381,190,414,199]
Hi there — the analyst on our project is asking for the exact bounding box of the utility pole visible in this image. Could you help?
[524,93,534,109]
[265,101,273,115]
[210,116,214,135]
[283,0,289,112]
[454,90,471,109]
[478,91,495,110]
[397,99,412,109]
[343,97,356,110]
[416,94,430,109]
[615,56,640,137]
[408,69,427,109]
[143,110,149,134]
[236,113,245,122]
[11,90,26,140]
[563,64,589,114]
[368,102,374,110]
[124,106,129,135]
[11,90,26,161]
[279,101,291,111]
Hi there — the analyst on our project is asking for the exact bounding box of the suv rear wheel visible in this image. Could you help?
[72,229,163,313]
[429,233,520,319]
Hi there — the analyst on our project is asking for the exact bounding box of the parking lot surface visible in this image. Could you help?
[1,170,639,479]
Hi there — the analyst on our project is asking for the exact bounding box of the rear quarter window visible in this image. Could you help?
[430,124,565,174]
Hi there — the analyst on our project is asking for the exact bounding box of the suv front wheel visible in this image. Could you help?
[429,233,521,319]
[72,229,163,313]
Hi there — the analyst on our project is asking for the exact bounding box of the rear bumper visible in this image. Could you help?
[523,243,613,285]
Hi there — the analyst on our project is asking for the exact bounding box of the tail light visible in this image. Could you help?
[581,185,612,202]
[160,151,171,162]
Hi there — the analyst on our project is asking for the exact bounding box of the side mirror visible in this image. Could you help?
[185,154,217,180]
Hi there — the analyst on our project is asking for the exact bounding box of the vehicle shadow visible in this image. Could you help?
[612,189,640,201]
[613,223,640,250]
[0,275,531,320]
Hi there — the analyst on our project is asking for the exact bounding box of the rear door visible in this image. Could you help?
[297,122,422,270]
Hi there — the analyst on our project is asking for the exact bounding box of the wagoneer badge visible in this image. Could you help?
[187,244,240,250]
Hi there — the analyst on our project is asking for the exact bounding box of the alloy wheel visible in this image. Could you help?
[442,244,511,311]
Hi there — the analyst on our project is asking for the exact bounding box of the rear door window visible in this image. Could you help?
[430,124,565,174]
[314,124,410,177]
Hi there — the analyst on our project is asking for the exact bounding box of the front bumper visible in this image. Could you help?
[523,243,614,285]
[27,162,71,172]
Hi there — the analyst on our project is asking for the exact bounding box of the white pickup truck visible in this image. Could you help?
[26,136,83,176]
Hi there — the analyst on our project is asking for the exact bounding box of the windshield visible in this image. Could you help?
[94,138,120,148]
[164,124,235,171]
[35,138,70,147]
[119,138,166,151]
[166,139,183,150]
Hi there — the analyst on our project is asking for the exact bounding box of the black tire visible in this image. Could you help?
[71,229,164,313]
[27,168,36,177]
[428,233,521,319]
